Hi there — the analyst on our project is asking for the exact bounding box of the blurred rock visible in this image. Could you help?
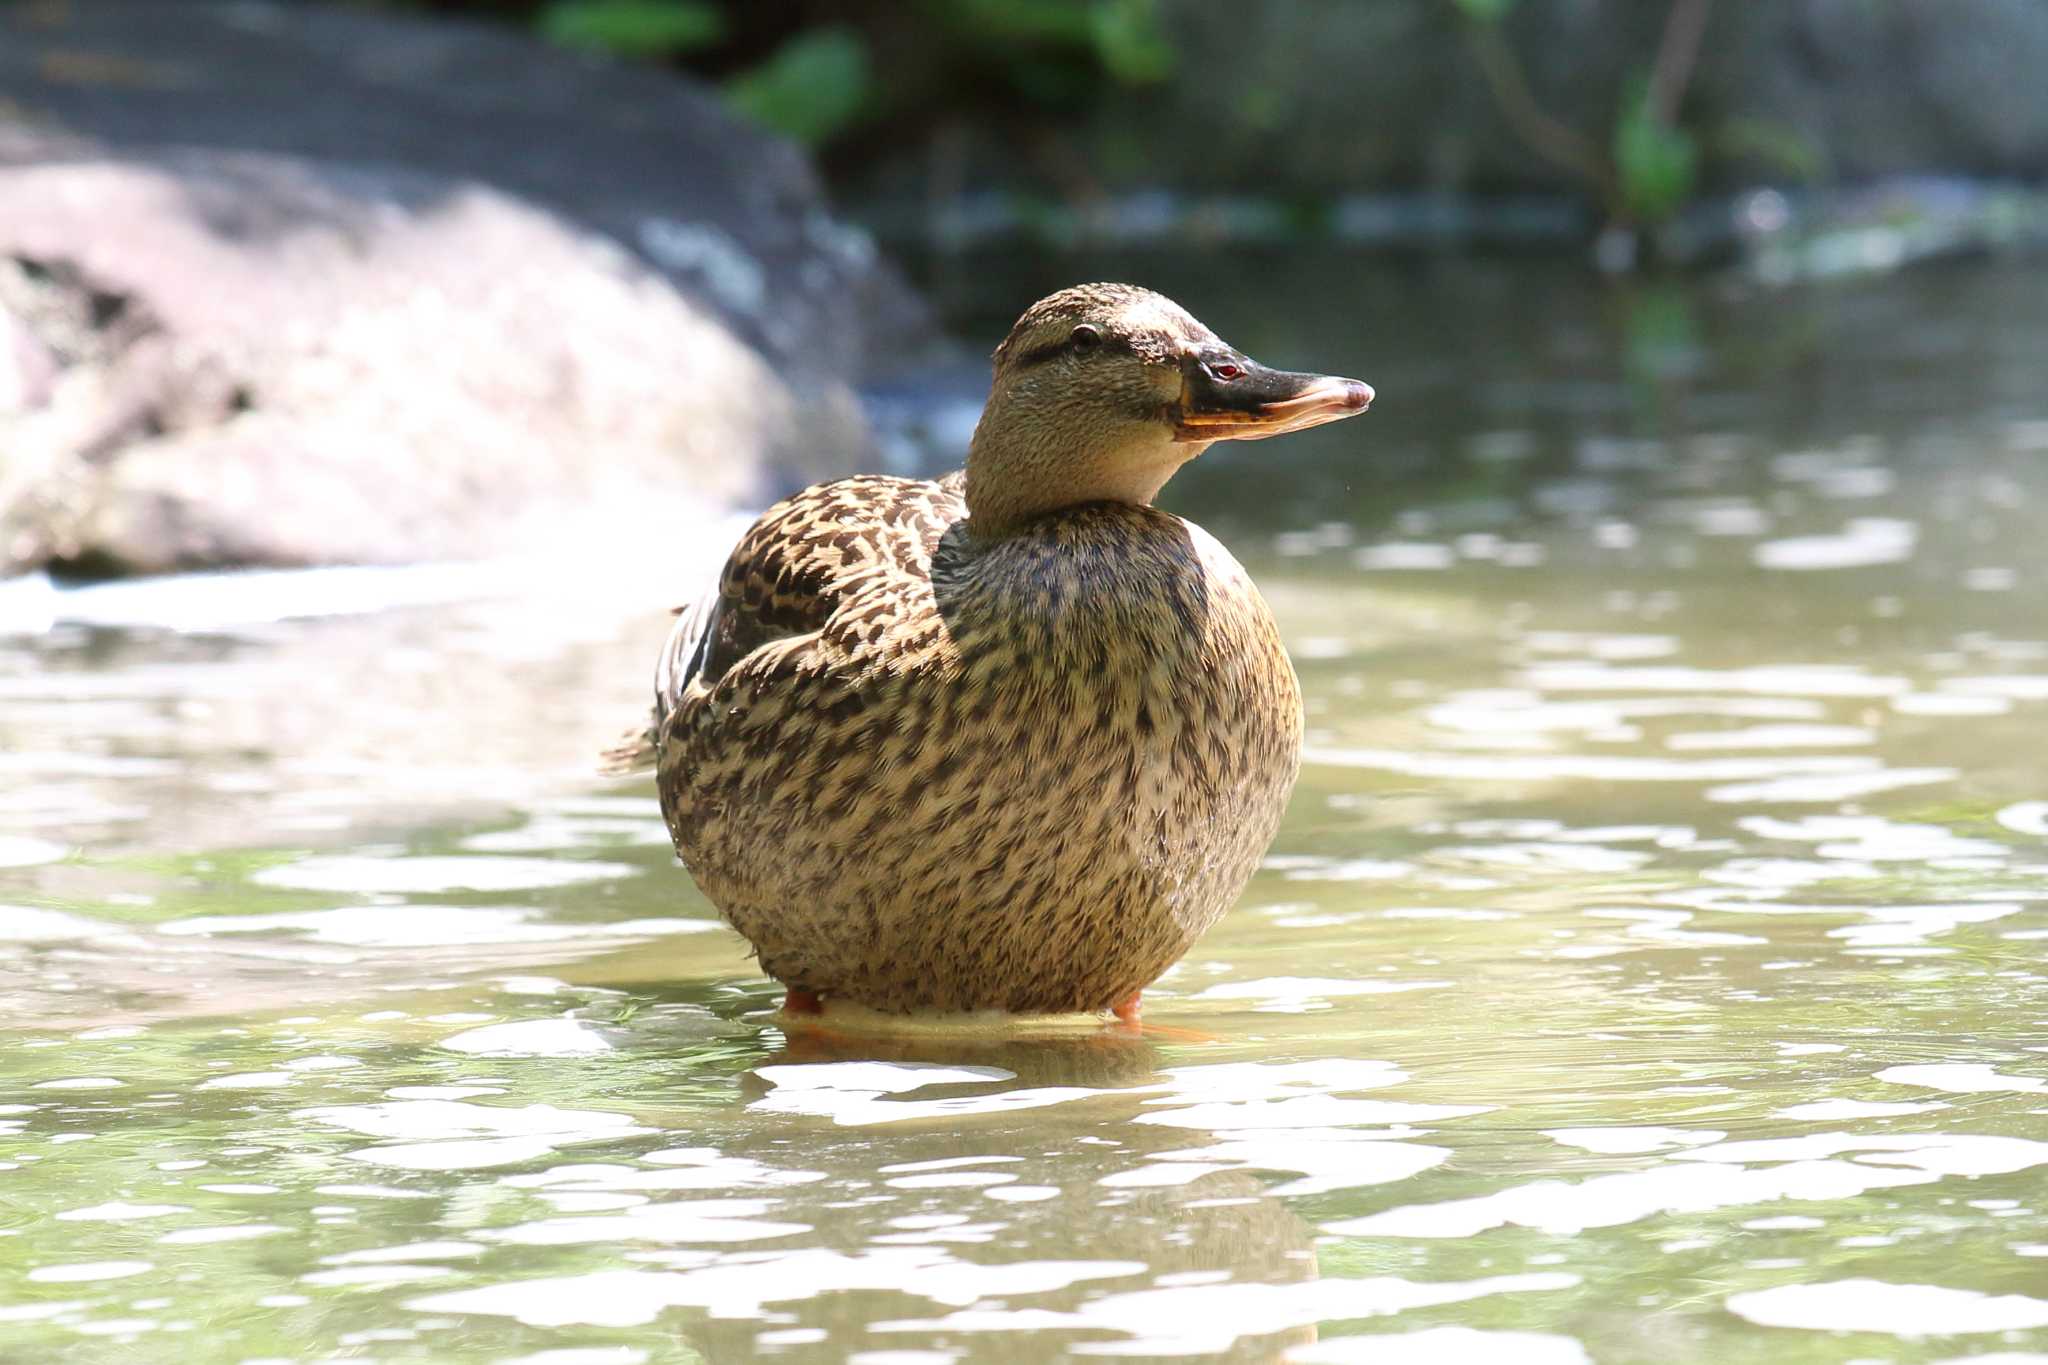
[0,138,827,572]
[0,0,930,574]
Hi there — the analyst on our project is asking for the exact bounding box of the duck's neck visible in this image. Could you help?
[963,392,1197,538]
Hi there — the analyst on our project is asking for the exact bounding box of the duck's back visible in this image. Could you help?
[654,474,1302,1014]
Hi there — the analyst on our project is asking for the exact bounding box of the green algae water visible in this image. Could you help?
[1,255,2045,1362]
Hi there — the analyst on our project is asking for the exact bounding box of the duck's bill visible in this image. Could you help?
[1173,368,1374,443]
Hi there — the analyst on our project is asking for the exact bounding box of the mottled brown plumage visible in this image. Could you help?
[610,284,1372,1016]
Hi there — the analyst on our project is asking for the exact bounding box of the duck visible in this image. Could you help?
[606,283,1372,1021]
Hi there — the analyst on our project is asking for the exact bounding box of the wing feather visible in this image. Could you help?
[599,474,963,776]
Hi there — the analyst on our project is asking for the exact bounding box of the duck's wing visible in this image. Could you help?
[598,473,963,776]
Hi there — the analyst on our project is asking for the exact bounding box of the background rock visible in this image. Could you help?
[0,0,931,574]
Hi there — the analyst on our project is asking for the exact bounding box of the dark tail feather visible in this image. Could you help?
[604,586,718,778]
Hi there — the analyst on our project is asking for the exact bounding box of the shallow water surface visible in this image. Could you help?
[1,257,2045,1362]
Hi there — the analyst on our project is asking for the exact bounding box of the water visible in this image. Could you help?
[2,253,2046,1362]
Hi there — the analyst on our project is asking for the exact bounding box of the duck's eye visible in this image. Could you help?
[1211,361,1243,381]
[1070,324,1102,351]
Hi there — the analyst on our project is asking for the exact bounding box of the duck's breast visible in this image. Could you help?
[933,502,1303,920]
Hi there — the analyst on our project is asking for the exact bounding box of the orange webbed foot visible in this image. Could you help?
[1110,991,1218,1043]
[783,987,824,1015]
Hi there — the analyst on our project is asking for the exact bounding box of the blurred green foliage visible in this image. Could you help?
[935,0,1174,87]
[1717,117,1825,183]
[725,25,871,146]
[382,0,1171,151]
[539,0,722,58]
[373,0,1776,248]
[1614,78,1698,223]
[1453,0,1709,231]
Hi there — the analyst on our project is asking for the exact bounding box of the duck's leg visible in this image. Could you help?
[783,987,825,1015]
[1111,991,1218,1042]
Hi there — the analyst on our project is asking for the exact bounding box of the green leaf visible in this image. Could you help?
[539,0,723,59]
[1089,0,1175,84]
[1614,82,1698,223]
[725,27,872,147]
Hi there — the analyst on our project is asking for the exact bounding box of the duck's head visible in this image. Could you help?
[964,283,1372,536]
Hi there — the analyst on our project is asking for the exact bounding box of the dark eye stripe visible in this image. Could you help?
[1012,330,1137,370]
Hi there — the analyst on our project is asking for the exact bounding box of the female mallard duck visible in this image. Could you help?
[609,283,1371,1020]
